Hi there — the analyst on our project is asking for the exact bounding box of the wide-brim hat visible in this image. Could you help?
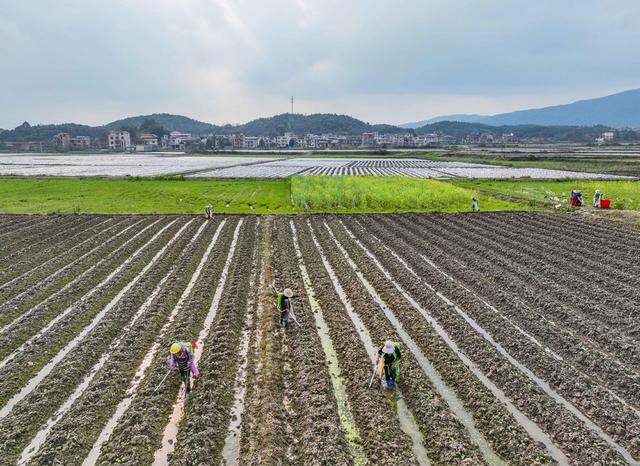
[382,340,395,354]
[284,288,293,298]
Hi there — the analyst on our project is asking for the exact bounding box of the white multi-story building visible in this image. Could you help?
[276,135,292,147]
[243,136,263,149]
[108,131,131,151]
[603,131,615,141]
[168,131,192,149]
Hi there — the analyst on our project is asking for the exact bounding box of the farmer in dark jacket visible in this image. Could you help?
[276,288,295,329]
[377,340,401,389]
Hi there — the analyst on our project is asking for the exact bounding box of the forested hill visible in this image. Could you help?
[0,113,405,142]
[229,113,404,136]
[105,113,217,134]
[0,113,632,144]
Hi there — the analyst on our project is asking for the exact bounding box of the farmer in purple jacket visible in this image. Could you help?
[169,341,201,394]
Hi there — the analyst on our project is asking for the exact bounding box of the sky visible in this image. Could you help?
[1,0,639,128]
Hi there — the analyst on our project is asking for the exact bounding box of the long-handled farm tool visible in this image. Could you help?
[367,364,378,391]
[289,301,304,330]
[152,370,172,396]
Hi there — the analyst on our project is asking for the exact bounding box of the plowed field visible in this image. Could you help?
[0,212,638,465]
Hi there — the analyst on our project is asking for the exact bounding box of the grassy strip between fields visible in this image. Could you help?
[0,176,527,214]
[452,179,640,210]
[291,175,523,212]
[12,176,639,214]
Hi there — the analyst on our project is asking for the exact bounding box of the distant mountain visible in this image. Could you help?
[230,113,404,136]
[405,89,640,128]
[0,113,405,142]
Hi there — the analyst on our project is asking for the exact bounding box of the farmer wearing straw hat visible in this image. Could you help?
[376,340,401,389]
[275,287,296,330]
[169,340,201,394]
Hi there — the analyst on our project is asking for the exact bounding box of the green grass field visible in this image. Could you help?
[0,177,293,214]
[0,176,522,214]
[2,176,637,214]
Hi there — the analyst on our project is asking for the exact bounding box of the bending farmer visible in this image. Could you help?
[275,287,296,329]
[377,340,401,389]
[169,340,201,394]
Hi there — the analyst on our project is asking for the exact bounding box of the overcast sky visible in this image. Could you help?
[1,0,639,128]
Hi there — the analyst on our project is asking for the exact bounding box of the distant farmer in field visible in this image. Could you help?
[571,190,584,207]
[377,340,401,389]
[205,204,213,219]
[472,197,480,212]
[593,190,602,208]
[274,287,296,330]
[169,340,201,394]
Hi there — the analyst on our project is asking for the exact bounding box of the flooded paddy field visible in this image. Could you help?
[0,153,629,179]
[0,212,638,465]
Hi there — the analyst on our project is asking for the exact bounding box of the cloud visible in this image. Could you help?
[0,0,639,128]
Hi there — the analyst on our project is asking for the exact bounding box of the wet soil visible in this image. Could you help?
[2,212,639,465]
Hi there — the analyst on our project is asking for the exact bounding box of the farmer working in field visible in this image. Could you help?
[472,197,480,212]
[274,287,296,330]
[377,340,401,389]
[593,190,602,208]
[169,340,201,394]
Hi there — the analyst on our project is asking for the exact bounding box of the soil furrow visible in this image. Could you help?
[290,219,367,465]
[310,218,489,465]
[95,218,238,465]
[0,218,164,345]
[170,217,259,465]
[220,218,261,466]
[0,218,201,464]
[0,216,103,271]
[0,216,82,266]
[154,219,245,465]
[0,216,114,284]
[0,215,65,250]
[0,216,135,304]
[361,215,640,414]
[401,213,640,376]
[272,217,354,465]
[450,214,640,334]
[334,217,628,464]
[71,219,228,466]
[342,217,640,462]
[17,220,213,465]
[0,219,184,405]
[297,218,424,465]
[241,216,289,465]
